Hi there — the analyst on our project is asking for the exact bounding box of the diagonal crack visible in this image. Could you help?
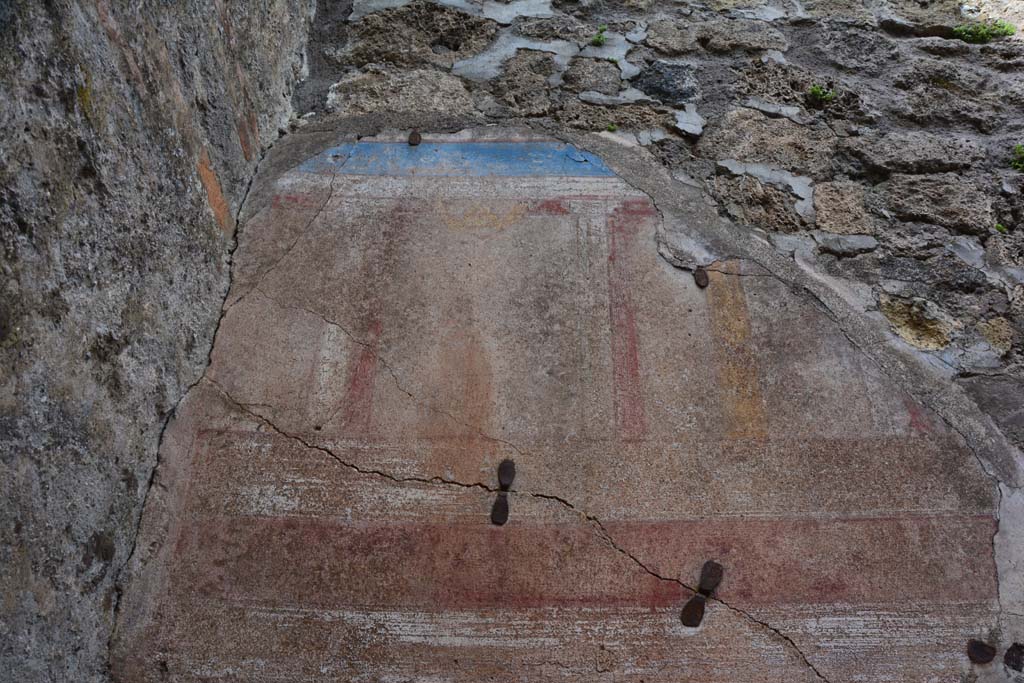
[227,160,343,311]
[109,131,285,672]
[202,375,831,683]
[205,375,494,493]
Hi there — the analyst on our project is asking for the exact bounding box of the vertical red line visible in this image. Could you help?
[606,200,650,441]
[340,318,382,433]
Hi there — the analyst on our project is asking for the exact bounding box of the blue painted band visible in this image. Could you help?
[299,141,615,177]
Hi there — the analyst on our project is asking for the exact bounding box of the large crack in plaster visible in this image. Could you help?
[202,376,832,682]
[228,161,344,311]
[108,136,283,668]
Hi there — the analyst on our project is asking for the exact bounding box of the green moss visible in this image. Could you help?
[1011,144,1024,172]
[76,77,92,117]
[74,68,103,129]
[952,19,1016,44]
[590,25,608,46]
[995,223,1008,234]
[606,123,618,132]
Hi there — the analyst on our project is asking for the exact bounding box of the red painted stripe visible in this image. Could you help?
[340,319,382,433]
[169,514,995,611]
[172,516,684,610]
[606,199,656,441]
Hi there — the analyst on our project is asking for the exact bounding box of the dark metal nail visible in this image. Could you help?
[967,639,996,664]
[1005,643,1024,671]
[498,459,516,491]
[490,492,509,526]
[409,130,422,146]
[698,560,723,596]
[680,594,705,627]
[694,267,709,289]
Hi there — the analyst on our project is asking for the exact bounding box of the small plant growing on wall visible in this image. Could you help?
[807,84,836,108]
[952,19,1016,43]
[591,24,608,46]
[1011,144,1024,172]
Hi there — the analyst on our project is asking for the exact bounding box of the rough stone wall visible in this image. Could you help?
[0,1,313,680]
[294,0,1024,454]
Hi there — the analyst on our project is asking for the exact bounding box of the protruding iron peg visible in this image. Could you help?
[1005,643,1024,671]
[967,639,996,664]
[680,594,706,627]
[698,560,723,596]
[693,266,709,289]
[681,559,723,627]
[408,130,422,146]
[490,492,509,526]
[498,459,516,491]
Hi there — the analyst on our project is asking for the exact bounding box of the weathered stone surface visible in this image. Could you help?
[557,99,670,130]
[977,316,1014,354]
[327,66,477,115]
[515,14,592,42]
[882,173,994,235]
[646,19,787,55]
[699,20,788,53]
[840,132,986,177]
[738,59,816,108]
[910,36,971,57]
[813,26,900,76]
[879,0,963,32]
[645,20,701,55]
[738,59,864,121]
[887,57,1004,133]
[815,181,872,234]
[493,49,559,115]
[959,375,1024,446]
[632,61,700,105]
[346,0,498,68]
[815,233,879,257]
[697,109,836,177]
[711,174,808,233]
[878,292,961,349]
[802,0,874,21]
[0,2,313,681]
[562,57,623,94]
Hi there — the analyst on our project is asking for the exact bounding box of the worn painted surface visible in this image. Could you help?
[113,132,998,682]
